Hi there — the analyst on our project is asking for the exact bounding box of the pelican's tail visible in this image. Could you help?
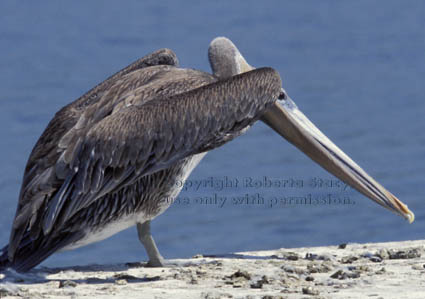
[0,245,12,271]
[0,231,84,273]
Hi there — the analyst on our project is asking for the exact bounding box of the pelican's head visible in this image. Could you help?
[208,37,254,79]
[207,36,414,223]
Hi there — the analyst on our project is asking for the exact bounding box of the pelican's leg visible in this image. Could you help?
[137,221,165,267]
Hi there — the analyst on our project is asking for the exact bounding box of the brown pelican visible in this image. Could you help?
[0,37,414,272]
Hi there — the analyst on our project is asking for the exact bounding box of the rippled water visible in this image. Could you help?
[0,1,424,268]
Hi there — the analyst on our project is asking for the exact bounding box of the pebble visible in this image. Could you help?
[250,275,270,289]
[229,270,251,280]
[369,256,383,263]
[196,269,207,276]
[388,248,422,260]
[338,243,347,249]
[302,286,320,295]
[305,253,332,261]
[330,270,360,280]
[307,261,333,273]
[113,273,140,281]
[281,265,306,275]
[341,255,358,264]
[377,249,390,260]
[59,280,78,288]
[282,251,300,261]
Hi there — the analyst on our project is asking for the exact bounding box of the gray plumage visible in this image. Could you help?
[1,39,282,272]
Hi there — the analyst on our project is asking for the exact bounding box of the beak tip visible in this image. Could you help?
[388,192,415,224]
[389,193,415,224]
[406,210,415,224]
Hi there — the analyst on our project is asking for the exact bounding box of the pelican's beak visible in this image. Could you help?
[260,90,414,223]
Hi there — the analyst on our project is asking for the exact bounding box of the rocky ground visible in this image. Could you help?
[1,240,424,299]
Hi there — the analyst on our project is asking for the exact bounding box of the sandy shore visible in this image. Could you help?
[1,239,424,299]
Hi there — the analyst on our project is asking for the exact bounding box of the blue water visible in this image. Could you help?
[0,1,424,268]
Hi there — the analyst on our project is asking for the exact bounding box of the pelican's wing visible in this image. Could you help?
[42,67,282,234]
[22,48,179,188]
[9,49,179,259]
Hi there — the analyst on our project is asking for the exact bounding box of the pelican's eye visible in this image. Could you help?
[278,88,287,101]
